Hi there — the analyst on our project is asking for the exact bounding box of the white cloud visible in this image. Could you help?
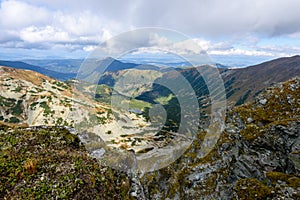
[0,0,123,52]
[0,0,50,28]
[129,0,300,37]
[93,32,208,57]
[20,26,72,43]
[53,11,118,37]
[83,45,98,52]
[209,49,273,57]
[149,34,171,46]
[0,0,299,59]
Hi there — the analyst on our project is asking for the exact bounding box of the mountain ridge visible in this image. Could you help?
[222,55,300,104]
[0,60,76,81]
[3,55,299,107]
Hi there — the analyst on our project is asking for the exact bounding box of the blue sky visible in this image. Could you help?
[0,0,299,67]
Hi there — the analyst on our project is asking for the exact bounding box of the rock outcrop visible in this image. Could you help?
[138,77,300,199]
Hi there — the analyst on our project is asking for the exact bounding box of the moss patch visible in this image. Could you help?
[267,171,300,189]
[235,178,272,200]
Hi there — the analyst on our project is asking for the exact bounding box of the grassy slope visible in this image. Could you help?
[0,125,133,199]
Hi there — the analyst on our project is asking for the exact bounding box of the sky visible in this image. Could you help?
[0,0,300,66]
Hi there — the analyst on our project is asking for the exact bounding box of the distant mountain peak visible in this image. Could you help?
[0,60,76,81]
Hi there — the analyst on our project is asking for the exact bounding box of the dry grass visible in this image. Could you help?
[23,158,37,174]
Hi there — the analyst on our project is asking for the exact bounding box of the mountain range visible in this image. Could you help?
[0,60,76,81]
[0,55,299,199]
[5,55,300,106]
[1,55,299,135]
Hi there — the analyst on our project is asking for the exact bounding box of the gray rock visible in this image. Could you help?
[259,99,267,105]
[247,117,253,123]
[90,148,106,159]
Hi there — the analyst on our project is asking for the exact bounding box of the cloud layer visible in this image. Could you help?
[0,0,300,60]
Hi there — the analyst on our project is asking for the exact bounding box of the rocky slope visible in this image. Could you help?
[1,76,299,199]
[136,77,300,199]
[222,55,300,105]
[0,66,190,166]
[0,66,109,127]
